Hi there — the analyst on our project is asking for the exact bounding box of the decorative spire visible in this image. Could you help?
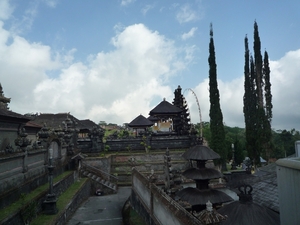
[0,83,11,110]
[238,184,253,203]
[193,200,227,224]
[206,200,213,212]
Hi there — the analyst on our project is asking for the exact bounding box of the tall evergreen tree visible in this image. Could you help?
[262,51,273,160]
[208,24,226,169]
[243,36,256,162]
[243,21,273,166]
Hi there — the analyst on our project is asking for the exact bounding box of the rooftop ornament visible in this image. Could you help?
[193,200,227,225]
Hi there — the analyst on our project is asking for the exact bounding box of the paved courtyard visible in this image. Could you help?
[66,187,131,225]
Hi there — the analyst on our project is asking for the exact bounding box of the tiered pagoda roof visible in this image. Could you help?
[177,145,233,210]
[149,98,182,116]
[128,114,154,128]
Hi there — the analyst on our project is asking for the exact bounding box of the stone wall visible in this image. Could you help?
[131,168,202,225]
[1,171,77,225]
[0,121,20,154]
[0,147,69,210]
[53,179,91,225]
[87,135,194,153]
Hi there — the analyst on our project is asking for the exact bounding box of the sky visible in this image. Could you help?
[0,0,300,131]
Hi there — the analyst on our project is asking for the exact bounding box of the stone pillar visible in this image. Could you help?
[43,148,58,215]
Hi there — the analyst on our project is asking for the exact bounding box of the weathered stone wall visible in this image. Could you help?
[0,121,20,154]
[131,168,202,225]
[86,135,194,153]
[0,147,69,210]
[55,179,91,225]
[106,138,143,151]
[1,171,77,225]
[83,157,111,176]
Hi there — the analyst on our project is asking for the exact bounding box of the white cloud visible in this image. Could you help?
[1,22,191,125]
[176,4,200,24]
[121,0,135,6]
[188,77,244,128]
[9,1,39,35]
[0,0,13,20]
[187,49,300,130]
[181,27,198,40]
[42,0,58,8]
[269,50,300,130]
[141,4,155,16]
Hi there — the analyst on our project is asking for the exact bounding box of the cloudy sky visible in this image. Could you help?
[1,0,300,131]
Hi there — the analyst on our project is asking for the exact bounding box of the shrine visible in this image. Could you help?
[176,145,233,211]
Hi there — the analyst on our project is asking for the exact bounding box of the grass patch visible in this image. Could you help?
[30,178,87,225]
[0,171,73,222]
[129,207,147,225]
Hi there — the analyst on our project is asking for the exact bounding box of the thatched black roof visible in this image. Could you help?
[0,108,30,123]
[33,113,78,129]
[217,199,280,225]
[147,115,159,122]
[182,145,220,161]
[149,98,182,116]
[128,115,154,128]
[77,119,99,130]
[177,187,233,206]
[183,168,223,180]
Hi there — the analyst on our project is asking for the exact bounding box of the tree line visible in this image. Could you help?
[207,21,292,168]
[195,122,300,166]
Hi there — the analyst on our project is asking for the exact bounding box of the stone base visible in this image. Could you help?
[43,194,58,215]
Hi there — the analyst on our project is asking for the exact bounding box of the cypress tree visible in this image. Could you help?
[263,51,273,160]
[243,21,273,166]
[243,36,256,163]
[254,21,264,108]
[208,24,226,170]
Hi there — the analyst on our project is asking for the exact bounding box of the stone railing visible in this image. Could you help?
[131,168,202,225]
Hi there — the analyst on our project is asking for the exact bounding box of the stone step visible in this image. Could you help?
[82,171,89,176]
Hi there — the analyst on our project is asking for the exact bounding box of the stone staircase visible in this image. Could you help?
[81,163,118,193]
[82,170,117,191]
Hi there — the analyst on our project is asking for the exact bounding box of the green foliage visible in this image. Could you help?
[272,129,300,158]
[20,196,37,224]
[243,21,273,166]
[126,145,132,152]
[208,24,227,169]
[30,179,87,225]
[0,171,73,223]
[140,135,151,153]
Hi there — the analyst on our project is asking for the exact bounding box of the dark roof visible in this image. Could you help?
[227,164,279,212]
[77,119,99,130]
[182,145,220,161]
[128,115,154,127]
[0,108,30,123]
[218,201,279,225]
[245,164,279,212]
[25,121,43,128]
[149,99,182,116]
[33,113,78,129]
[217,185,280,225]
[183,168,223,180]
[177,187,233,205]
[147,115,159,122]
